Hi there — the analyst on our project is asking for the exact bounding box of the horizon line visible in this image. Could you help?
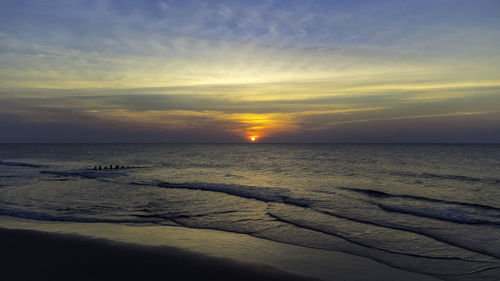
[1,142,499,145]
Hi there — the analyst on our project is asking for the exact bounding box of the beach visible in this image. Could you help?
[0,216,440,281]
[0,228,313,281]
[1,144,499,281]
[2,0,500,279]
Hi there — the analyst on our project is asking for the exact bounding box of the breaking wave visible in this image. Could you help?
[0,160,47,168]
[340,187,500,211]
[133,181,312,208]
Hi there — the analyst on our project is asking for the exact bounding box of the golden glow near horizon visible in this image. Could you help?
[1,1,500,142]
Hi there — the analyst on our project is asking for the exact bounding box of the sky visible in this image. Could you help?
[1,0,499,143]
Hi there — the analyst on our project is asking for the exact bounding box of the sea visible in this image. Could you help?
[0,143,499,280]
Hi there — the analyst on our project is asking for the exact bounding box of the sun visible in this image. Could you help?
[250,136,257,142]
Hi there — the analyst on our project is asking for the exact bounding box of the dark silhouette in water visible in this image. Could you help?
[93,165,130,170]
[91,165,137,170]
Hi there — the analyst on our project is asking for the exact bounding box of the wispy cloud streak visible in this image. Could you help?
[0,0,499,142]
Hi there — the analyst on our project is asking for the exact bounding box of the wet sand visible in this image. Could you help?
[0,216,440,281]
[0,227,319,281]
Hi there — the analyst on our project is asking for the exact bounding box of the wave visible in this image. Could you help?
[316,207,500,260]
[143,181,312,208]
[224,173,245,179]
[40,170,128,179]
[389,171,500,184]
[269,203,500,262]
[421,172,481,182]
[134,210,239,220]
[377,204,500,226]
[0,160,47,168]
[263,207,500,278]
[340,187,500,212]
[267,212,477,262]
[340,187,500,229]
[0,207,165,225]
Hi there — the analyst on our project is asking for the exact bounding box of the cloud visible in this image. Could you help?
[0,0,499,142]
[2,0,500,89]
[1,80,499,142]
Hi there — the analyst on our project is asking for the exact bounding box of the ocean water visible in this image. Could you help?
[0,143,499,280]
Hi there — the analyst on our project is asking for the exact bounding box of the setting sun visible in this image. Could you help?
[250,136,257,142]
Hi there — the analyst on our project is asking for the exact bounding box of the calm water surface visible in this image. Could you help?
[0,144,499,280]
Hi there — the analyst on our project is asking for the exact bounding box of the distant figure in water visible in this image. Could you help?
[95,165,127,170]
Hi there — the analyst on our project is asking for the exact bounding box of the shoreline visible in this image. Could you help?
[0,227,316,281]
[0,216,440,281]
